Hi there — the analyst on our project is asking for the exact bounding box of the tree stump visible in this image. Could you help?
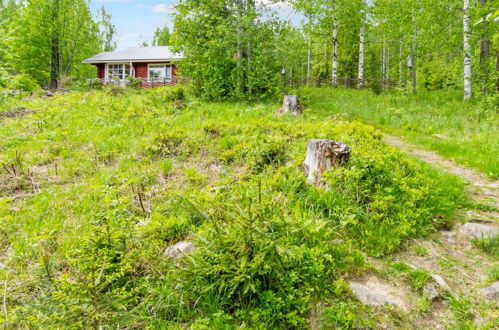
[302,139,351,186]
[280,95,302,115]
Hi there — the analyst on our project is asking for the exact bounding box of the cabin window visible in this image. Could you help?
[148,64,172,81]
[106,64,131,80]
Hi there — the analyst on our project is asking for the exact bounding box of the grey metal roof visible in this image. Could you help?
[83,46,184,64]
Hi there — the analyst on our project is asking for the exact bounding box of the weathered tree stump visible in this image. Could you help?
[280,95,302,115]
[302,139,351,186]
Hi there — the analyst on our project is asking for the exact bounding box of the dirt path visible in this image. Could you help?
[385,135,498,220]
[364,135,499,328]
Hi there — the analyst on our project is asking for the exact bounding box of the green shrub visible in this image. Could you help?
[8,73,40,92]
[126,75,142,88]
[85,78,103,90]
[0,66,11,88]
[104,83,125,96]
[176,182,363,328]
[321,122,465,255]
[247,135,288,172]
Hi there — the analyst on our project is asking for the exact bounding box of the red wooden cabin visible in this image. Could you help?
[83,46,185,88]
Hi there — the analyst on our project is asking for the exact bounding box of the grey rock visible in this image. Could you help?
[165,241,194,258]
[350,282,400,307]
[479,282,499,301]
[460,222,499,240]
[431,274,449,290]
[423,283,440,300]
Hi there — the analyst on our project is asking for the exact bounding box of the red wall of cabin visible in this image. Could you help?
[96,64,105,79]
[96,62,180,87]
[134,63,148,79]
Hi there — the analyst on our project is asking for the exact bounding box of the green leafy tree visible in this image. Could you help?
[98,6,117,52]
[172,0,284,100]
[7,0,101,89]
[152,25,171,46]
[0,0,19,65]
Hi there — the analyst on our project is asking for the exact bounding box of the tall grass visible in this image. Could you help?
[299,88,498,178]
[0,87,468,327]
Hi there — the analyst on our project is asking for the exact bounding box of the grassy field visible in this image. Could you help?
[0,86,491,328]
[300,88,498,178]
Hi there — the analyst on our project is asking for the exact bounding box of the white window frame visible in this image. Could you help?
[147,63,172,82]
[105,63,132,81]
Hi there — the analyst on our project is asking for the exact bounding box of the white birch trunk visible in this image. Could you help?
[463,0,472,100]
[382,39,386,88]
[412,14,417,94]
[307,42,312,86]
[386,44,390,84]
[332,14,338,88]
[399,34,404,86]
[358,24,365,88]
[236,0,244,97]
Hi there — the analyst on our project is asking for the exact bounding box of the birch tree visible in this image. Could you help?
[358,23,365,88]
[98,6,117,52]
[172,0,283,100]
[332,13,338,87]
[463,0,472,99]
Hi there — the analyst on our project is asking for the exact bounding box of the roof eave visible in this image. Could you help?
[83,58,184,64]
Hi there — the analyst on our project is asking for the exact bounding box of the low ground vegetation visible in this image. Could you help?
[300,88,498,178]
[0,86,495,328]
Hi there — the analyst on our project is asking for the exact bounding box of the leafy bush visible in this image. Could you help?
[85,78,103,90]
[8,73,40,92]
[148,85,186,106]
[176,182,363,328]
[0,66,11,88]
[124,75,141,89]
[104,83,125,96]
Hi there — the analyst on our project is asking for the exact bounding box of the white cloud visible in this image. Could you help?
[255,0,296,18]
[256,0,293,11]
[152,4,174,14]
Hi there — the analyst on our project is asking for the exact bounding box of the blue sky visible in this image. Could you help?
[89,0,301,50]
[89,0,178,49]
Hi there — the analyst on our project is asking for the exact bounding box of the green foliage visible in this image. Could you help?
[177,182,362,328]
[472,236,499,257]
[489,264,499,282]
[388,263,431,292]
[0,65,11,88]
[172,0,283,100]
[0,88,467,327]
[153,25,171,46]
[85,78,103,90]
[448,293,474,322]
[8,74,40,92]
[4,0,104,87]
[407,269,431,291]
[306,87,499,178]
[97,6,116,52]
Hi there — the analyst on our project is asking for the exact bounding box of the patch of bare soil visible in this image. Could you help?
[0,107,37,120]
